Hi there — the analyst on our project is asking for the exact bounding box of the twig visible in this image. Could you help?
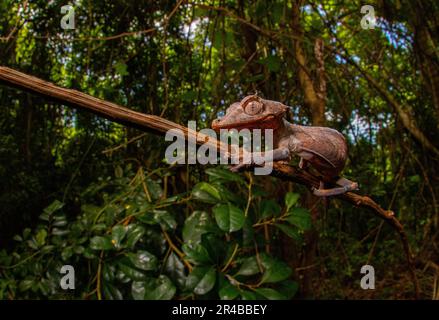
[62,136,96,203]
[221,243,239,273]
[96,251,104,300]
[102,133,147,154]
[162,229,193,272]
[243,173,253,217]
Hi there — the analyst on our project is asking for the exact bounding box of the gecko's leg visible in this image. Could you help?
[312,177,359,197]
[336,177,359,191]
[299,158,309,169]
[229,148,289,172]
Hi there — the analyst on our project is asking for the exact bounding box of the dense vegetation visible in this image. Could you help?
[0,0,438,299]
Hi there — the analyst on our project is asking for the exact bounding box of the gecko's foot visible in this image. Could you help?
[229,163,251,172]
[312,181,359,197]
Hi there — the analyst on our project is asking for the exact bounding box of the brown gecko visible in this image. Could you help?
[211,94,359,196]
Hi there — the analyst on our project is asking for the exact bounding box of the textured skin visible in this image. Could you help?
[212,94,349,181]
[288,124,348,179]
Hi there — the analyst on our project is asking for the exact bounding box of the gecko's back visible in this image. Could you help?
[290,124,348,178]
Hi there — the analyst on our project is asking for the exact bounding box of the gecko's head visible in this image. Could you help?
[211,95,288,131]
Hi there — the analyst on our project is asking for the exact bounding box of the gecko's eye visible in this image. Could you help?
[243,100,263,115]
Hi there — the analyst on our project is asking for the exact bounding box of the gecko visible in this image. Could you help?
[211,94,359,196]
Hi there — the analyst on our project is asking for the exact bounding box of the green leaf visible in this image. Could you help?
[111,225,127,248]
[52,215,68,227]
[90,236,113,250]
[186,266,216,295]
[117,259,148,281]
[40,200,64,221]
[192,182,222,203]
[240,290,257,300]
[213,203,245,232]
[74,245,84,254]
[201,233,226,264]
[285,192,300,211]
[153,210,177,230]
[260,259,292,284]
[126,251,158,271]
[215,184,245,206]
[275,224,301,241]
[182,243,212,265]
[183,211,211,244]
[103,264,116,282]
[23,228,31,240]
[125,224,145,248]
[114,165,123,178]
[409,175,421,183]
[114,61,129,76]
[61,246,73,260]
[51,228,69,236]
[103,282,123,300]
[19,280,34,292]
[254,288,287,300]
[41,245,55,254]
[219,278,240,300]
[35,229,47,247]
[277,280,299,299]
[132,275,176,300]
[260,199,281,218]
[131,281,146,300]
[146,178,163,200]
[165,252,186,288]
[285,207,312,230]
[236,256,261,276]
[205,167,245,183]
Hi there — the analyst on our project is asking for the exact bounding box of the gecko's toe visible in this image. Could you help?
[229,164,245,172]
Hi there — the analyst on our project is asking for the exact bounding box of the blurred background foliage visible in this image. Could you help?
[0,0,438,299]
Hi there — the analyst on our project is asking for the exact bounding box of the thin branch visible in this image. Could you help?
[162,229,193,272]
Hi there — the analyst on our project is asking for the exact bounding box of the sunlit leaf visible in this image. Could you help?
[236,256,261,276]
[126,250,158,271]
[275,224,301,241]
[186,266,216,295]
[132,275,176,300]
[192,182,222,203]
[213,203,245,232]
[90,236,113,250]
[285,192,300,211]
[285,207,312,230]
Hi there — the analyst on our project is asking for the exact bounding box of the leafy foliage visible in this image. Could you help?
[0,166,305,299]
